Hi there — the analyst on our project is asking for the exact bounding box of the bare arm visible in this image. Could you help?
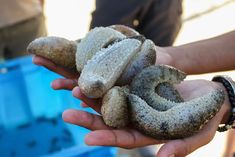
[157,31,235,74]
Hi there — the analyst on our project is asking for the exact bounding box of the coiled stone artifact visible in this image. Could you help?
[27,25,225,140]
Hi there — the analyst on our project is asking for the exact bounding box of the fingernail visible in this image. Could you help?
[168,154,175,157]
[32,55,37,64]
[72,86,80,97]
[50,81,56,89]
[50,81,53,87]
[32,55,40,65]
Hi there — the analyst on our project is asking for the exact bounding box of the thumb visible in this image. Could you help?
[156,139,193,157]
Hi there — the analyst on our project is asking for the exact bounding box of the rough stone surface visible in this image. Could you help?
[76,27,125,72]
[27,36,77,69]
[27,25,226,140]
[131,65,186,111]
[128,89,225,140]
[116,39,157,86]
[101,86,130,128]
[109,25,140,37]
[156,82,184,103]
[78,38,141,98]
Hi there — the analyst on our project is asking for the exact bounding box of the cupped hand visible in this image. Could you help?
[32,52,230,157]
[62,80,230,157]
[32,46,173,91]
[32,55,79,90]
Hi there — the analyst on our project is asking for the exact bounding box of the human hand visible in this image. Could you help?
[155,46,174,66]
[62,80,230,157]
[32,55,79,90]
[32,49,230,156]
[32,46,172,91]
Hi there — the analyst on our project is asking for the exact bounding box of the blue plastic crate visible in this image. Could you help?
[0,56,117,157]
[0,57,33,128]
[0,116,75,157]
[42,145,117,157]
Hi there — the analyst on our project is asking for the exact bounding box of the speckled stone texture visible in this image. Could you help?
[27,36,77,69]
[27,26,226,140]
[128,89,225,140]
[116,39,156,86]
[131,65,186,111]
[156,82,184,103]
[78,38,141,98]
[101,86,130,128]
[76,27,125,72]
[128,65,225,139]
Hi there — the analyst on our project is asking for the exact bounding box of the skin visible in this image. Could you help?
[28,27,156,98]
[32,30,235,157]
[156,31,235,74]
[29,30,225,138]
[223,129,235,157]
[32,55,231,157]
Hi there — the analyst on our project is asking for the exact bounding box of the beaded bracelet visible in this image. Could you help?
[212,75,235,132]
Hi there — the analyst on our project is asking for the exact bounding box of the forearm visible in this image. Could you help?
[165,31,235,74]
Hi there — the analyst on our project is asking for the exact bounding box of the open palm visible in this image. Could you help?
[33,55,230,157]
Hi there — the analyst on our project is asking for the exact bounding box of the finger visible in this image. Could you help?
[32,55,79,79]
[51,78,77,90]
[155,46,173,66]
[62,109,110,130]
[156,117,219,157]
[63,109,162,148]
[85,129,162,149]
[81,102,89,108]
[72,86,102,113]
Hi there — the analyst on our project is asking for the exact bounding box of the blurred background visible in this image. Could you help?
[0,0,235,157]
